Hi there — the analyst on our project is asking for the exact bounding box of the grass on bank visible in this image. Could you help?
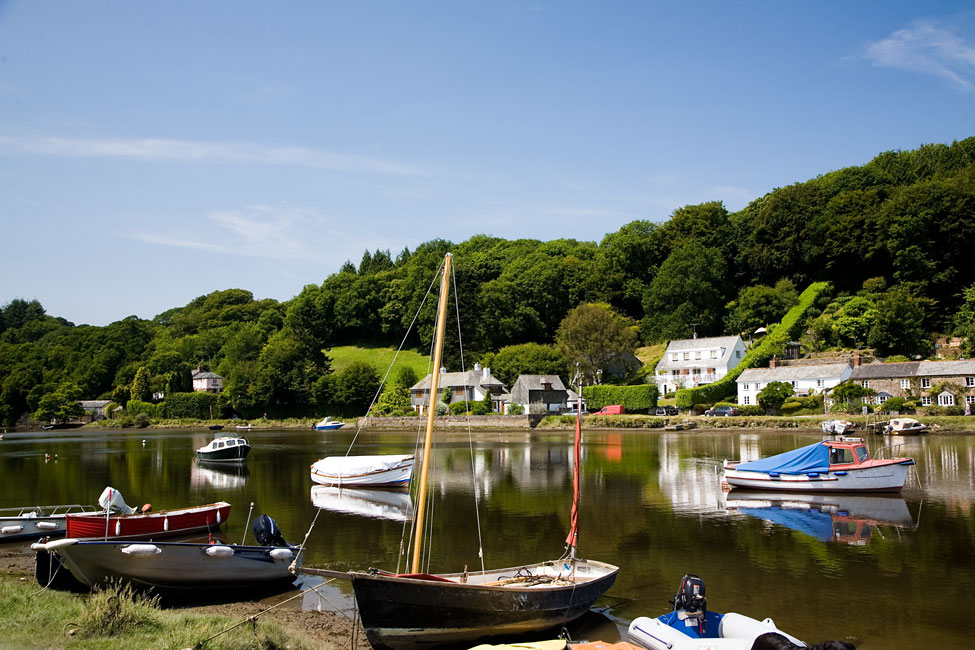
[0,578,316,650]
[329,345,430,378]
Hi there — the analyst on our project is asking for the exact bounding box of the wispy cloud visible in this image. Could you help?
[0,135,423,175]
[863,21,975,90]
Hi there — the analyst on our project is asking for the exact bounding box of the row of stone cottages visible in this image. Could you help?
[654,334,975,408]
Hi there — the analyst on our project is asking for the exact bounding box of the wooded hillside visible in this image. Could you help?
[3,138,975,424]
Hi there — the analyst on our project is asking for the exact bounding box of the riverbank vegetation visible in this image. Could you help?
[3,138,975,426]
[0,576,315,650]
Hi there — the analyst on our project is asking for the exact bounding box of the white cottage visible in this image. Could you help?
[737,363,852,406]
[654,335,747,396]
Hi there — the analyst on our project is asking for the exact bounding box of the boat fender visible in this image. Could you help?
[269,548,293,562]
[115,521,121,536]
[834,471,848,476]
[806,472,819,478]
[628,616,692,650]
[217,510,221,525]
[164,518,169,532]
[36,521,58,530]
[1,525,24,534]
[718,613,804,647]
[205,545,235,558]
[768,472,780,478]
[141,503,152,513]
[121,544,161,556]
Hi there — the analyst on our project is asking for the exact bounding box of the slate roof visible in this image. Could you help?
[656,336,744,372]
[509,375,568,403]
[737,364,851,383]
[192,370,223,379]
[79,400,112,408]
[411,369,506,391]
[850,360,975,380]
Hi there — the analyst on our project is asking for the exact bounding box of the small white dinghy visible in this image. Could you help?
[628,574,805,650]
[309,454,414,487]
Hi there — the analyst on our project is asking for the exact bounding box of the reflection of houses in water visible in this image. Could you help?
[724,492,915,546]
[656,434,725,514]
[190,461,249,490]
[430,444,573,499]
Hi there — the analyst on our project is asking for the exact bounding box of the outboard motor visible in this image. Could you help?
[673,573,707,614]
[251,514,288,547]
[97,486,135,515]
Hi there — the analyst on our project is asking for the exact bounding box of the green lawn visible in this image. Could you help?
[329,345,432,379]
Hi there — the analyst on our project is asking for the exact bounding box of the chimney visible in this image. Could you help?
[440,366,446,374]
[483,367,491,378]
[474,362,481,373]
[770,355,777,369]
[853,350,860,367]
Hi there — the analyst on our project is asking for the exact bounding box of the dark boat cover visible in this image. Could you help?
[735,442,829,475]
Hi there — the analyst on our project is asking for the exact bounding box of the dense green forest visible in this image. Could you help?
[3,138,975,426]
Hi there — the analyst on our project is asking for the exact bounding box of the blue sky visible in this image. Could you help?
[2,2,974,326]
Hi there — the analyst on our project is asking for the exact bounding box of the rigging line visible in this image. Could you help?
[451,261,486,573]
[344,256,446,457]
[291,503,324,574]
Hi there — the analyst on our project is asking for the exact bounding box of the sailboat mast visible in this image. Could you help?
[412,252,453,574]
[565,381,581,557]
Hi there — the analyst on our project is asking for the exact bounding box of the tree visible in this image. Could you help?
[34,383,84,424]
[332,361,381,417]
[757,381,795,414]
[641,242,730,343]
[724,281,798,335]
[555,303,638,385]
[953,283,975,356]
[130,367,151,403]
[479,343,568,386]
[868,285,933,356]
[829,381,876,412]
[371,382,413,416]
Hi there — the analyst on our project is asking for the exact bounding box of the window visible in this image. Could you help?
[855,447,869,462]
[743,396,750,405]
[695,351,701,360]
[861,397,870,404]
[939,393,955,406]
[921,396,932,406]
[683,352,690,360]
[671,353,678,361]
[692,368,701,375]
[816,379,823,387]
[829,448,855,464]
[900,379,910,389]
[861,380,870,388]
[710,350,718,359]
[921,378,931,388]
[967,377,975,387]
[736,351,741,358]
[967,395,975,405]
[791,380,797,388]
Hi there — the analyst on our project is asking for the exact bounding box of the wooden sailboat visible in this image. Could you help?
[322,253,619,650]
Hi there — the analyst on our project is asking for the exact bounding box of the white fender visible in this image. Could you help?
[269,548,294,562]
[205,545,235,558]
[1,525,24,534]
[34,537,80,551]
[164,517,169,532]
[216,510,221,524]
[36,521,58,530]
[115,520,121,536]
[121,544,161,556]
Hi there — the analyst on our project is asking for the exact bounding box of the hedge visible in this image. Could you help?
[674,281,831,409]
[164,391,221,419]
[582,384,659,413]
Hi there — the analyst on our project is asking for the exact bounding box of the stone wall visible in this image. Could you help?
[357,414,536,429]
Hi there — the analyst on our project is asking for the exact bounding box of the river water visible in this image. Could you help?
[2,427,973,649]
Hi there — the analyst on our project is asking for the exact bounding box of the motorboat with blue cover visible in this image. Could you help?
[627,574,805,650]
[723,437,914,492]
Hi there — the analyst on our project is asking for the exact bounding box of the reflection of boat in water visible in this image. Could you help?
[310,485,413,521]
[724,491,914,545]
[191,461,250,490]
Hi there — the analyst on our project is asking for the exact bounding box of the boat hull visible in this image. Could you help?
[65,502,231,540]
[196,444,251,462]
[350,558,619,650]
[310,455,414,487]
[34,539,298,590]
[314,423,343,430]
[0,505,100,542]
[724,461,913,492]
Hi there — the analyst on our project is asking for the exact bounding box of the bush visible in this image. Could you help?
[508,404,525,415]
[692,403,708,415]
[134,413,150,428]
[449,400,473,415]
[738,405,766,416]
[434,401,449,416]
[675,282,830,408]
[582,384,659,413]
[164,391,220,419]
[879,396,912,413]
[780,401,803,414]
[126,399,160,419]
[80,580,161,637]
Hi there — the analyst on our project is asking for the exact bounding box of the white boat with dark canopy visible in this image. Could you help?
[299,253,619,650]
[0,504,99,542]
[196,434,251,462]
[33,514,299,592]
[723,437,915,492]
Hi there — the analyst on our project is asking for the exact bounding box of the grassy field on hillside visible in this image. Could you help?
[329,345,432,379]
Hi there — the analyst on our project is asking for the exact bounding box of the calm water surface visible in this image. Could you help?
[2,427,973,649]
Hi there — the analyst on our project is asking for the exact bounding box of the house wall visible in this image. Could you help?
[655,338,747,395]
[737,368,851,406]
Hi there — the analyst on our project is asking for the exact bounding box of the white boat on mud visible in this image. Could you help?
[0,504,100,542]
[723,437,915,492]
[314,417,344,431]
[884,417,928,435]
[310,454,414,487]
[821,419,854,435]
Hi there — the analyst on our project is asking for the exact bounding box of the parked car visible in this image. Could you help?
[594,405,624,415]
[655,406,679,416]
[704,405,739,417]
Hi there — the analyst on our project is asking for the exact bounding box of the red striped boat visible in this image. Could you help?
[65,502,231,540]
